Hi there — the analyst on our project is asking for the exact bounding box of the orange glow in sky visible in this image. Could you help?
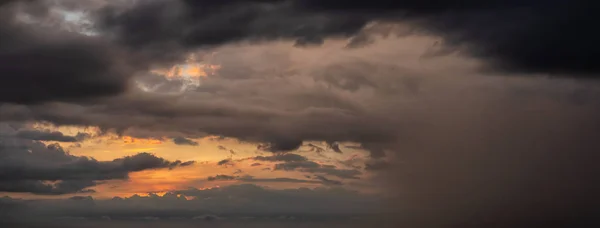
[122,136,163,145]
[151,54,221,80]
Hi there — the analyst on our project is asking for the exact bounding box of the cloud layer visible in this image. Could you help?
[1,1,599,227]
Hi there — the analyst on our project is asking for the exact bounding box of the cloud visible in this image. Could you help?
[206,174,343,186]
[217,158,234,166]
[0,0,135,104]
[363,159,390,171]
[254,153,308,162]
[0,2,598,225]
[257,138,304,152]
[327,141,343,153]
[12,130,90,142]
[314,175,342,186]
[0,184,384,224]
[237,175,322,185]
[0,133,194,194]
[273,160,361,179]
[172,136,198,146]
[95,0,599,76]
[207,175,236,181]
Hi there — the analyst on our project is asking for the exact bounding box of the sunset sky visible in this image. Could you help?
[0,0,598,227]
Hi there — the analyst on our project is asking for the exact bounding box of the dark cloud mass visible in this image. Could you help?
[0,0,135,104]
[96,0,599,76]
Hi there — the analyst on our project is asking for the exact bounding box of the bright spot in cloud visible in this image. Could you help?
[141,54,221,93]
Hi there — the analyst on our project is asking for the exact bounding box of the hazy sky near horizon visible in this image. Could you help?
[1,0,599,226]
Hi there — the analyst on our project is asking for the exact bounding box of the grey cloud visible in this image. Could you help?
[254,153,308,162]
[217,158,233,166]
[301,166,361,179]
[306,143,325,153]
[0,10,598,226]
[314,175,342,186]
[257,137,303,152]
[274,161,321,171]
[207,175,236,181]
[0,135,193,195]
[0,0,135,104]
[13,130,90,142]
[274,161,361,179]
[237,175,322,185]
[206,174,340,186]
[1,184,385,224]
[172,136,198,146]
[94,0,600,77]
[250,163,262,166]
[364,159,390,171]
[327,141,342,153]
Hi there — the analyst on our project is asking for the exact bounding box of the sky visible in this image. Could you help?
[0,0,599,227]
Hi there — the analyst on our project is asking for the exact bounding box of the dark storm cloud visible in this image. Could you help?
[374,94,600,226]
[363,159,390,171]
[0,1,598,224]
[95,0,600,76]
[0,135,193,195]
[96,0,367,56]
[172,136,198,146]
[13,130,90,142]
[0,0,136,104]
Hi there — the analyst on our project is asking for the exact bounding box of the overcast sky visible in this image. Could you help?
[1,0,598,227]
